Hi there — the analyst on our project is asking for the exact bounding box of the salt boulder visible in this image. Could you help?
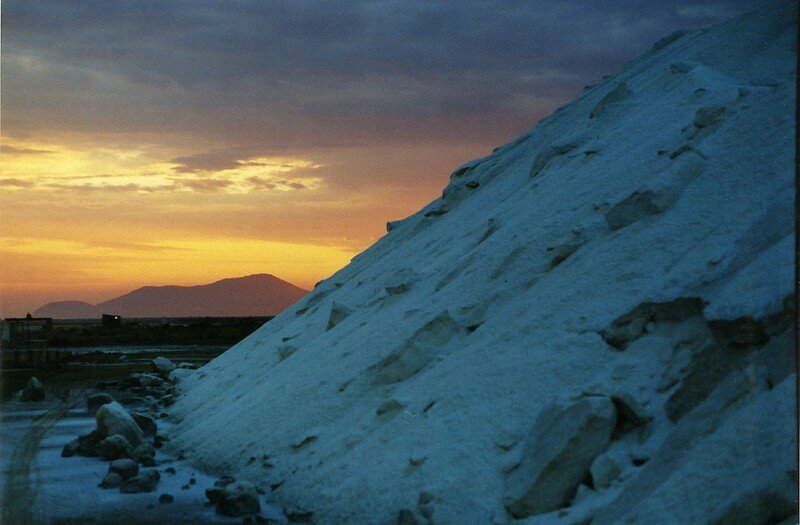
[96,434,133,461]
[132,413,157,436]
[109,458,139,480]
[504,396,617,517]
[99,472,123,489]
[20,377,45,401]
[96,401,144,447]
[137,373,165,388]
[87,393,114,416]
[151,356,177,375]
[61,439,79,458]
[216,480,261,517]
[77,429,103,456]
[168,367,194,384]
[119,469,161,494]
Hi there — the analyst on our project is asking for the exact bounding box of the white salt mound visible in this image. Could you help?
[171,2,797,523]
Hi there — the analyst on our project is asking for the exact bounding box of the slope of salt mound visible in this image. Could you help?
[170,2,797,523]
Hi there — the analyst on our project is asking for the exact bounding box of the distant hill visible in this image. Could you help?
[34,274,309,319]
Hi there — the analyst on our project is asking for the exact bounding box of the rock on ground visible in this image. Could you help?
[99,472,123,489]
[151,356,177,375]
[95,402,144,447]
[96,434,133,461]
[215,481,261,517]
[168,368,195,384]
[108,458,139,480]
[132,413,157,436]
[87,393,114,416]
[20,377,45,402]
[119,469,161,494]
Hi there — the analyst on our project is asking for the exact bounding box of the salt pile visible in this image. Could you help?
[171,2,797,523]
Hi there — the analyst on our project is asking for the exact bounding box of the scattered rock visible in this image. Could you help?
[159,493,174,504]
[151,356,177,376]
[137,373,166,389]
[20,377,45,402]
[130,441,156,463]
[165,467,176,475]
[216,480,261,517]
[99,472,123,489]
[168,368,195,384]
[87,393,114,415]
[206,486,224,503]
[61,439,79,458]
[153,433,169,448]
[140,454,158,467]
[96,434,133,461]
[503,396,617,517]
[132,413,158,436]
[215,475,237,487]
[109,458,139,480]
[119,469,161,494]
[96,402,144,447]
[77,430,103,457]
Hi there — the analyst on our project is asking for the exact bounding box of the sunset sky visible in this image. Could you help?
[1,1,751,317]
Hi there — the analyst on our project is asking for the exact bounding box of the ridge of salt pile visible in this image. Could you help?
[171,2,797,523]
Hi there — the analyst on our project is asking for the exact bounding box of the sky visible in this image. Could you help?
[1,0,753,317]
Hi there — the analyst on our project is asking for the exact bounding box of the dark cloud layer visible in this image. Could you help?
[3,0,752,150]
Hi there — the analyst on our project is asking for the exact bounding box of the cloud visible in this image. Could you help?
[82,240,191,252]
[170,150,255,173]
[245,176,308,192]
[2,0,754,150]
[1,144,53,155]
[41,182,175,193]
[1,178,36,188]
[174,178,233,193]
[246,176,276,191]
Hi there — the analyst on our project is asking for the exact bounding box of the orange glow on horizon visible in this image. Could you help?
[0,134,479,317]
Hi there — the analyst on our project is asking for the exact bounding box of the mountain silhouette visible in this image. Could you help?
[34,274,308,318]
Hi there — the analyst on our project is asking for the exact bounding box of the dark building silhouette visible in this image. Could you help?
[1,314,54,349]
[102,314,122,328]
